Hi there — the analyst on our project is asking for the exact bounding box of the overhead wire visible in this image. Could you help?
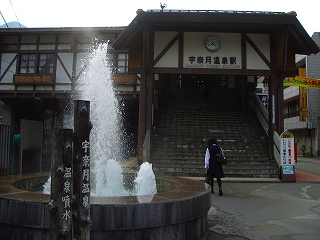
[0,11,10,29]
[1,0,52,96]
[0,12,18,91]
[7,0,23,29]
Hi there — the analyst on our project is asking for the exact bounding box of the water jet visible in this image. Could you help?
[0,42,211,239]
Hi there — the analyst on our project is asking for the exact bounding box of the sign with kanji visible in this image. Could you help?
[280,131,296,182]
[299,87,307,121]
[280,131,295,166]
[183,32,242,69]
[257,93,268,109]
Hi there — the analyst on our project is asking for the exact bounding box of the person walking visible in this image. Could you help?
[204,137,225,196]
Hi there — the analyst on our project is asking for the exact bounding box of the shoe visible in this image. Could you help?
[219,189,223,196]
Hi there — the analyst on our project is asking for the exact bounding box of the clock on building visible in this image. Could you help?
[205,36,220,51]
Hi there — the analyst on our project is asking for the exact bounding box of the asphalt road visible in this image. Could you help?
[202,156,320,240]
[296,156,320,176]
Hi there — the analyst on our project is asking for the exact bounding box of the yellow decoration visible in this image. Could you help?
[283,76,320,89]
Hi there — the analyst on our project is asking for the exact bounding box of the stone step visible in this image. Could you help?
[151,156,273,162]
[151,153,270,160]
[150,88,278,178]
[153,169,279,178]
[151,148,269,155]
[151,162,278,170]
[153,166,279,173]
[151,142,268,148]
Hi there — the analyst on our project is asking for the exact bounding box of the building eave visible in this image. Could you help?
[112,9,319,55]
[0,26,126,35]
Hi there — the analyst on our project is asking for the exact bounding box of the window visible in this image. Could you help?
[19,53,54,74]
[117,52,128,73]
[20,54,36,73]
[285,99,299,118]
[39,54,54,73]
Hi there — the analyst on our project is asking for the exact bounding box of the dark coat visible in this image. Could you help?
[207,145,225,179]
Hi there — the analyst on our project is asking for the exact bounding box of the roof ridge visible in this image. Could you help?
[141,9,296,15]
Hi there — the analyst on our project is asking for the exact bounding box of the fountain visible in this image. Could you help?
[43,42,157,198]
[0,42,211,240]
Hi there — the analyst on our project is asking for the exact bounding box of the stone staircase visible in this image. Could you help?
[150,88,279,178]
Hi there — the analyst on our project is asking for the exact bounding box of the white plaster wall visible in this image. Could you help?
[246,33,270,70]
[284,86,299,101]
[0,54,16,83]
[183,32,242,69]
[154,31,179,68]
[56,53,73,84]
[285,116,307,130]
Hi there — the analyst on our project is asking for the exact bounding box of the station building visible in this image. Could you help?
[0,9,319,177]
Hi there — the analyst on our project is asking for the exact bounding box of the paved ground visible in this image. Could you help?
[201,156,320,240]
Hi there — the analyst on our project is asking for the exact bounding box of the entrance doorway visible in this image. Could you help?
[164,74,230,89]
[150,73,276,177]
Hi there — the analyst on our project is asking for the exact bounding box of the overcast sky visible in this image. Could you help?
[1,0,318,36]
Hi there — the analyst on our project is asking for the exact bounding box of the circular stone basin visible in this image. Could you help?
[12,174,180,194]
[0,172,211,240]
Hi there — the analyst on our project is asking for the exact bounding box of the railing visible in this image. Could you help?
[248,92,280,166]
[14,74,53,84]
[273,131,281,166]
[142,129,151,163]
[0,123,52,176]
[248,92,268,135]
[0,125,20,176]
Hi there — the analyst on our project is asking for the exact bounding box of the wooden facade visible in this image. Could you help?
[0,27,135,99]
[112,10,319,158]
[0,9,319,163]
[0,27,139,172]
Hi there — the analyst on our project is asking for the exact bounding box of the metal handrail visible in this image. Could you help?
[273,131,281,166]
[248,92,268,135]
[248,92,280,166]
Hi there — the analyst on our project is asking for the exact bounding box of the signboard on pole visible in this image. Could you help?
[257,93,268,110]
[299,87,307,121]
[280,131,296,182]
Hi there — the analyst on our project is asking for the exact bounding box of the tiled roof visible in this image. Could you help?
[112,9,319,55]
[145,9,295,15]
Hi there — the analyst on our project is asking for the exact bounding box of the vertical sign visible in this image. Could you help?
[299,67,307,121]
[81,139,90,209]
[61,135,73,239]
[280,131,296,181]
[48,129,73,240]
[280,131,295,166]
[299,87,307,121]
[272,95,275,124]
[73,100,91,240]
